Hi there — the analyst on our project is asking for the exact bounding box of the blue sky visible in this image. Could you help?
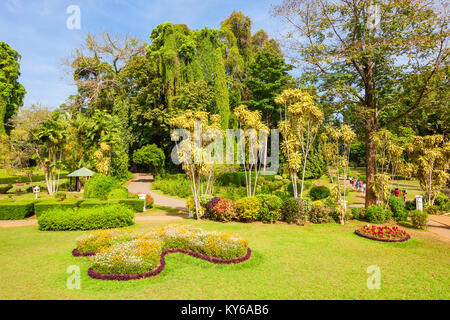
[1,0,285,109]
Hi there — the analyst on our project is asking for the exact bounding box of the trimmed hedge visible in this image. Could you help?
[84,174,124,200]
[0,201,35,220]
[38,204,135,231]
[34,200,83,217]
[309,186,331,201]
[79,198,144,212]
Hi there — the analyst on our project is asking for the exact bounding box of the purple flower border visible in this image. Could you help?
[355,230,411,242]
[74,247,251,281]
[72,248,96,257]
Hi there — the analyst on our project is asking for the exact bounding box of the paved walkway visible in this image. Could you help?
[128,173,187,210]
[427,215,450,243]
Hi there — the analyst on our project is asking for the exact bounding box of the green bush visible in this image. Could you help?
[309,186,331,201]
[38,204,134,231]
[0,200,35,220]
[152,176,191,198]
[281,198,300,224]
[34,200,83,217]
[425,205,438,215]
[295,198,310,223]
[118,199,146,212]
[435,193,450,211]
[236,197,261,222]
[84,174,123,200]
[256,194,283,223]
[366,205,391,224]
[107,188,129,199]
[272,190,290,201]
[54,192,67,201]
[389,196,408,222]
[0,184,13,194]
[309,205,330,224]
[410,210,428,230]
[79,199,144,212]
[405,200,416,211]
[215,172,247,187]
[351,207,363,220]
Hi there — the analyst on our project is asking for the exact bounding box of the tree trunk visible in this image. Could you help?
[365,118,377,208]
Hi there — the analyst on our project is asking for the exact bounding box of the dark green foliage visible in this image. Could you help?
[34,200,82,217]
[118,199,146,212]
[37,204,134,231]
[308,205,330,224]
[405,200,416,211]
[78,199,144,212]
[351,207,363,220]
[410,210,429,230]
[151,175,190,198]
[309,186,331,201]
[215,172,248,187]
[0,184,12,194]
[388,196,408,222]
[281,197,300,224]
[256,194,283,223]
[132,144,165,174]
[0,42,26,135]
[0,200,34,220]
[349,142,366,167]
[366,205,392,224]
[84,174,124,200]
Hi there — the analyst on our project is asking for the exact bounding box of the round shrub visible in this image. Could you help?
[236,197,261,222]
[107,187,129,199]
[389,195,408,222]
[38,204,134,231]
[405,200,416,211]
[410,210,428,229]
[435,193,450,211]
[308,204,330,224]
[309,186,331,201]
[366,205,391,224]
[84,174,123,200]
[351,207,363,220]
[257,194,283,223]
[281,197,300,224]
[205,197,236,222]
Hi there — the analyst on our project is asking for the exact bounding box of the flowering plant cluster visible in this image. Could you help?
[145,194,154,206]
[75,224,249,275]
[205,197,237,222]
[356,224,409,241]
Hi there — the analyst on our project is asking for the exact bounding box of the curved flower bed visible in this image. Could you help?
[73,225,251,280]
[87,248,252,281]
[355,225,410,242]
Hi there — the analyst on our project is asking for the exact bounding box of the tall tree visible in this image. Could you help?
[0,42,26,135]
[274,0,449,207]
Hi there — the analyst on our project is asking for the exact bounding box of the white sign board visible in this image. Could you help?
[415,195,423,211]
[33,186,40,199]
[138,194,147,212]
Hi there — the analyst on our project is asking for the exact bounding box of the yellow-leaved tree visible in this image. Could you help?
[406,135,450,206]
[275,89,323,198]
[321,125,355,224]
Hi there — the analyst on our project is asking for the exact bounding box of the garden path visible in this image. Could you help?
[128,173,187,210]
[427,215,450,243]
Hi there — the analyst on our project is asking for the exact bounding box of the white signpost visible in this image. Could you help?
[33,186,40,199]
[415,195,423,211]
[138,193,147,212]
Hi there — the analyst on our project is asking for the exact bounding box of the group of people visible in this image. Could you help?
[348,176,366,193]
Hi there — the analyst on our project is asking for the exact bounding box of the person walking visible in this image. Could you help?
[358,180,363,192]
[402,189,407,202]
[362,183,366,194]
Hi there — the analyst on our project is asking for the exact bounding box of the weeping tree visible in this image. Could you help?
[233,105,269,197]
[276,89,323,198]
[169,110,223,219]
[321,125,356,224]
[406,135,450,206]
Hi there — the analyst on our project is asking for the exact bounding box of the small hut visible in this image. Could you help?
[67,167,95,192]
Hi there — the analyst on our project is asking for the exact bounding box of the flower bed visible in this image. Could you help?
[355,225,410,242]
[73,224,251,280]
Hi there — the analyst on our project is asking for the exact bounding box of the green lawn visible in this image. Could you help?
[0,218,448,299]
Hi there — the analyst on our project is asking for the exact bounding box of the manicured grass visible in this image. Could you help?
[0,218,448,299]
[136,205,187,217]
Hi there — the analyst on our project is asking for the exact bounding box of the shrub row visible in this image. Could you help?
[0,198,149,220]
[0,184,13,194]
[38,204,135,231]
